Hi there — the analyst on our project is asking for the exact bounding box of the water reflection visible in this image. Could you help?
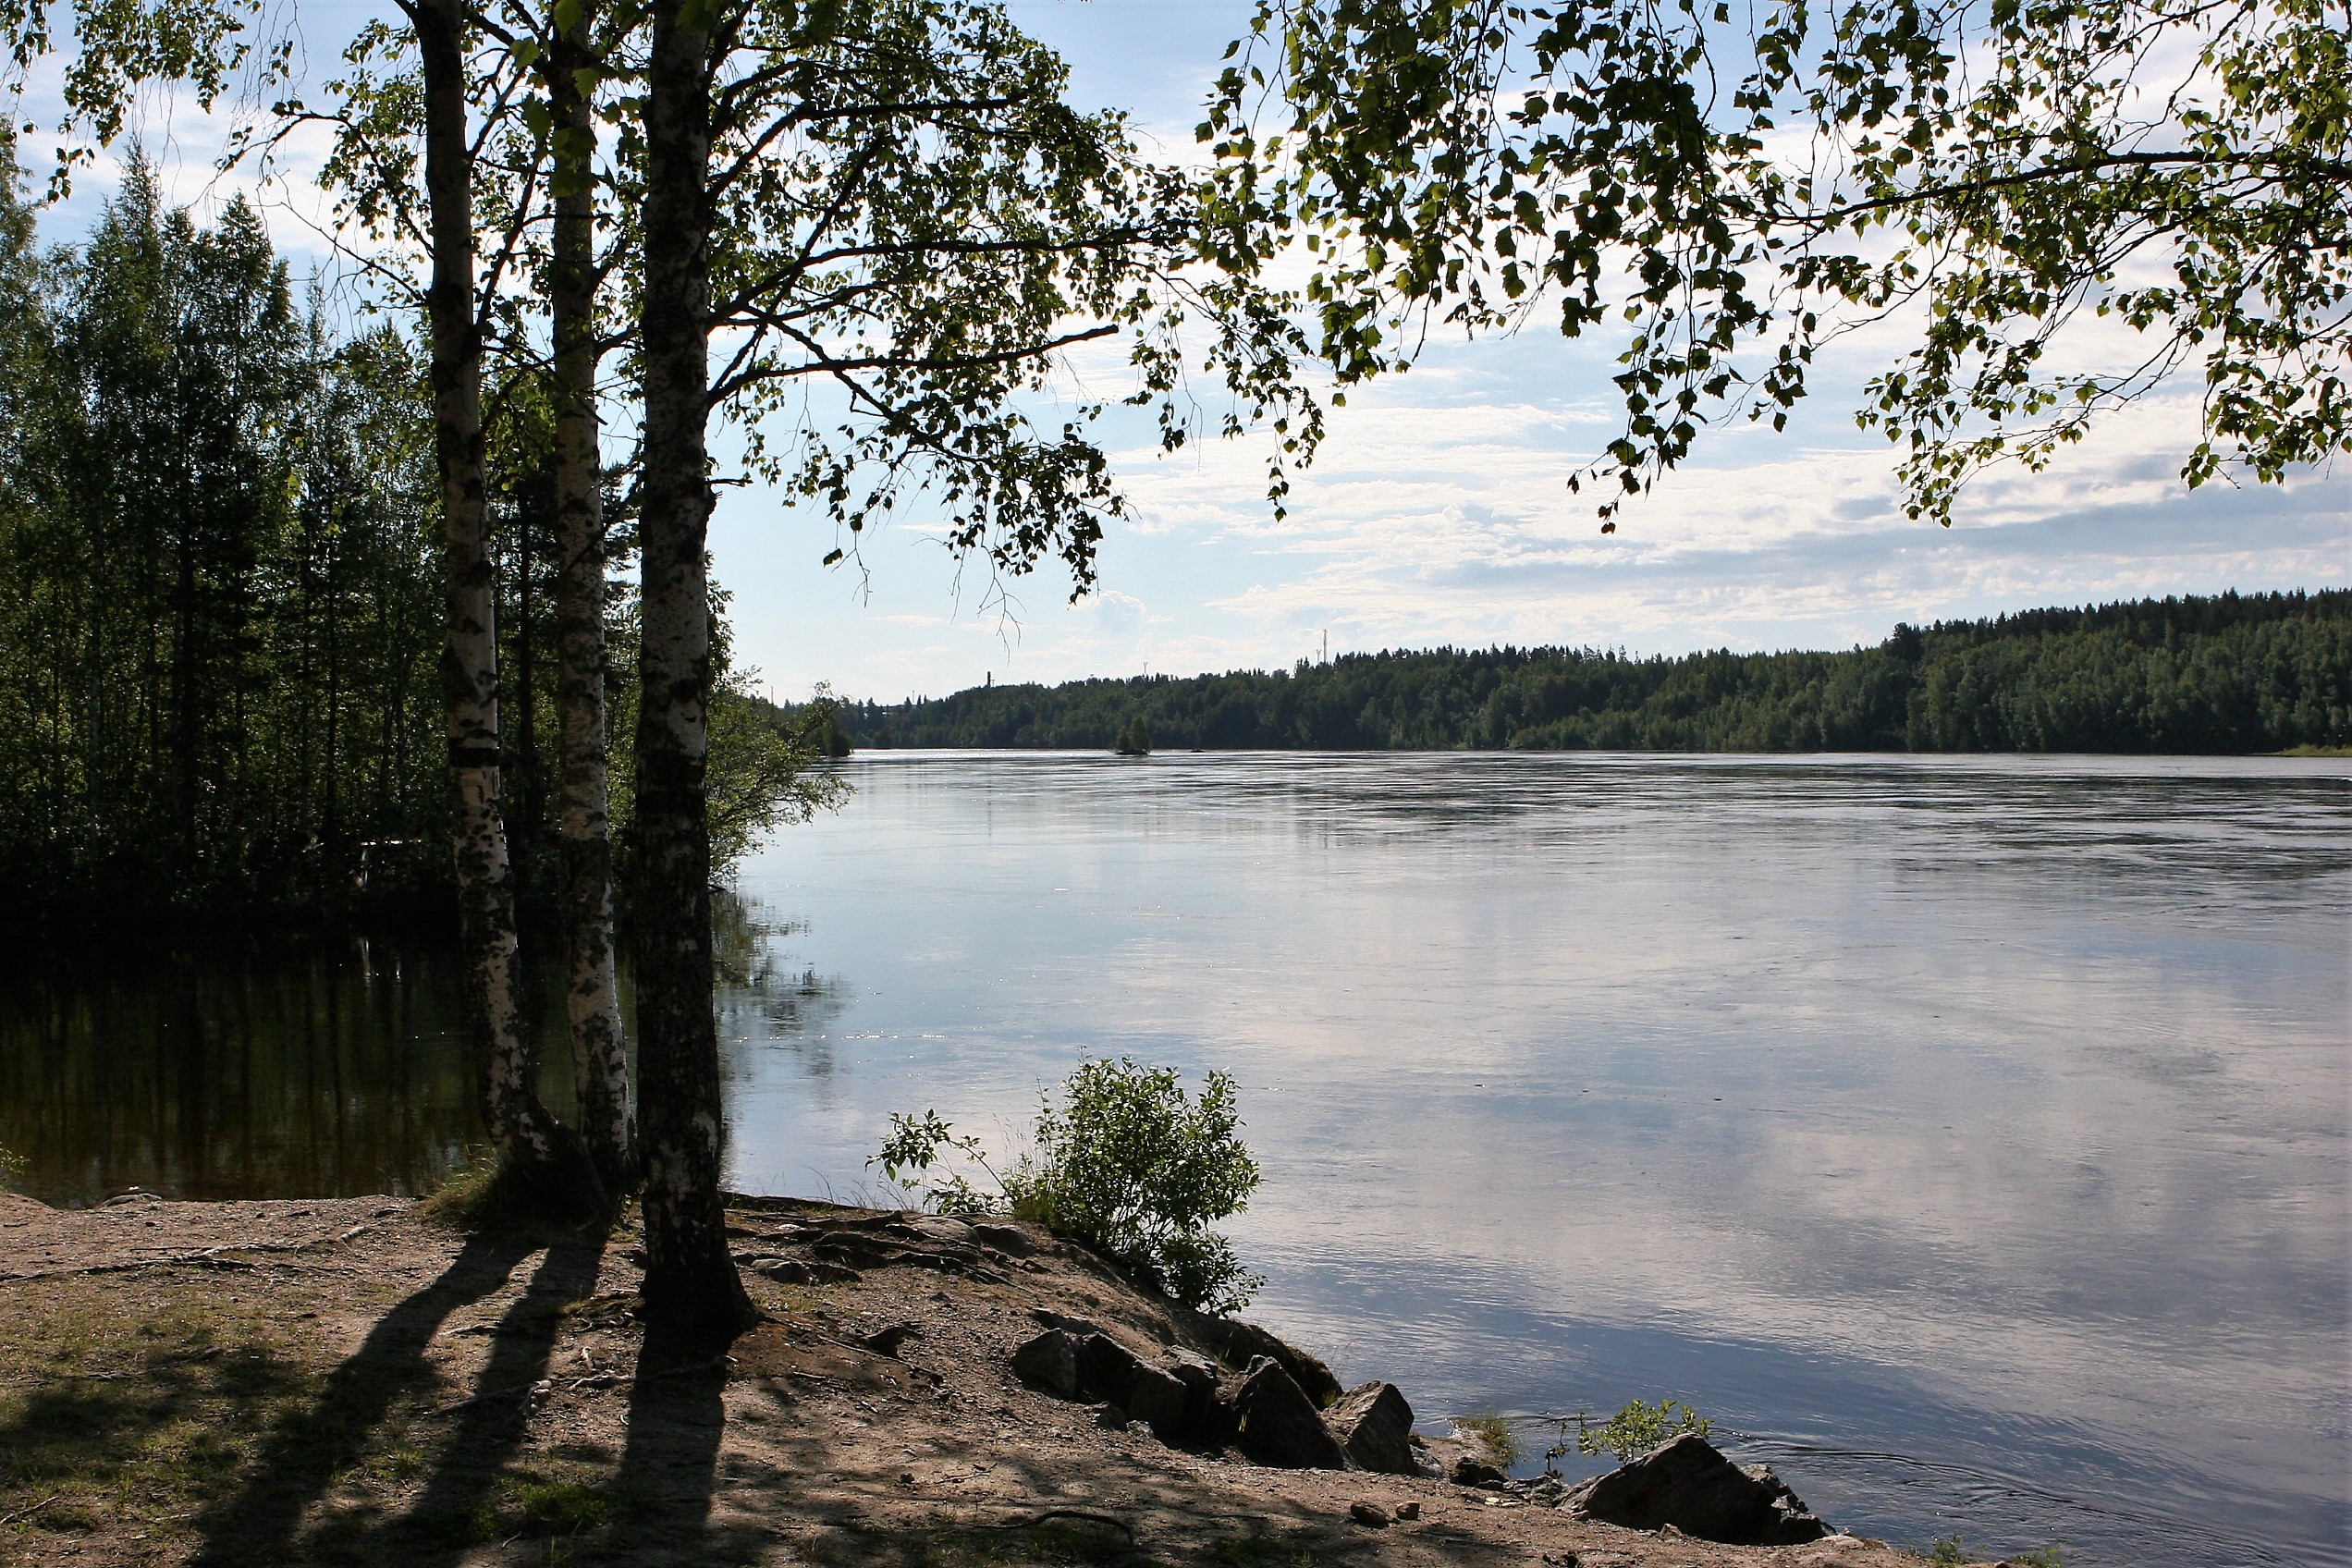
[0,946,480,1203]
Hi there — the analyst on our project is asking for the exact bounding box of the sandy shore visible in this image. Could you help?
[0,1192,1993,1567]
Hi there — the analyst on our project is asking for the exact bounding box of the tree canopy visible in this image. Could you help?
[1210,0,2349,525]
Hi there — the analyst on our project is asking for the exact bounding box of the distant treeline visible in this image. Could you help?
[839,591,2352,753]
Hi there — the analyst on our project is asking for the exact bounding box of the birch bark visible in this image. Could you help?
[634,0,755,1336]
[547,1,635,1195]
[411,0,596,1201]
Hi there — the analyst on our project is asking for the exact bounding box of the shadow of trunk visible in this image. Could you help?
[188,1231,541,1568]
[388,1228,608,1562]
[593,1317,746,1562]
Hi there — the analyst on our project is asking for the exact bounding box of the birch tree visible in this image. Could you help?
[617,0,1322,1336]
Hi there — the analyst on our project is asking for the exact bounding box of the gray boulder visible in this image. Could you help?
[1010,1329,1080,1398]
[1074,1333,1144,1407]
[1562,1432,1831,1545]
[1325,1382,1419,1476]
[1123,1361,1194,1439]
[1225,1357,1350,1469]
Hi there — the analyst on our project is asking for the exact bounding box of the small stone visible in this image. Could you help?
[861,1323,917,1357]
[1395,1501,1421,1521]
[1095,1404,1130,1430]
[1348,1501,1390,1528]
[1450,1455,1510,1489]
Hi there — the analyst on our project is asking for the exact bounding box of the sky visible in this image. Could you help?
[31,0,2348,704]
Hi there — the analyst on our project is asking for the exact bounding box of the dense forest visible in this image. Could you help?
[0,156,827,944]
[839,591,2352,754]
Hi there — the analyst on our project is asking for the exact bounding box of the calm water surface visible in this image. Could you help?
[5,752,2346,1567]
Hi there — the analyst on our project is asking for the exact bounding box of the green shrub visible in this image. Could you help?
[874,1058,1262,1314]
[1573,1398,1713,1462]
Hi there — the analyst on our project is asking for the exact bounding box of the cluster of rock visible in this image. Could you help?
[1011,1317,1423,1475]
[1007,1318,1832,1548]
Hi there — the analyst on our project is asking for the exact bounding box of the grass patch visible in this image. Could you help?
[410,1471,619,1548]
[2272,744,2352,757]
[0,1280,315,1542]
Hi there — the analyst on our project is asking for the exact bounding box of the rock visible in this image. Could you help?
[900,1215,974,1246]
[1348,1501,1390,1528]
[1074,1333,1145,1407]
[860,1323,918,1357]
[1450,1455,1511,1488]
[971,1221,1036,1256]
[1011,1329,1080,1398]
[1094,1403,1130,1431]
[1325,1381,1418,1476]
[1029,1308,1107,1338]
[1123,1361,1194,1440]
[753,1257,859,1284]
[1159,1348,1221,1433]
[1562,1432,1831,1546]
[1207,1319,1345,1409]
[1225,1357,1351,1470]
[1395,1501,1421,1521]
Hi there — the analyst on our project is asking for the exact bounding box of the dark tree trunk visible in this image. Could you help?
[547,1,636,1194]
[634,0,753,1339]
[410,0,599,1207]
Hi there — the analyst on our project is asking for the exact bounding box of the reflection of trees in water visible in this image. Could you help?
[710,889,851,1078]
[0,946,481,1207]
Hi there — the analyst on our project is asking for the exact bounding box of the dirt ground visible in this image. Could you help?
[0,1191,1993,1568]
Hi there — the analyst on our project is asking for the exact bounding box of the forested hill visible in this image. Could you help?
[839,591,2352,754]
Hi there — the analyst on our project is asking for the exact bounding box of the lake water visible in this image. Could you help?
[4,752,2346,1567]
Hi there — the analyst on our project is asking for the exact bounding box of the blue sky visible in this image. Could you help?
[32,0,2348,704]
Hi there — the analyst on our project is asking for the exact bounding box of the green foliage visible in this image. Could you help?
[1574,1399,1713,1463]
[0,1140,27,1193]
[874,1059,1264,1314]
[874,1109,1013,1219]
[1217,0,2348,526]
[1112,716,1153,755]
[1928,1537,1969,1567]
[2012,1547,2066,1568]
[1012,1059,1262,1314]
[839,593,2352,755]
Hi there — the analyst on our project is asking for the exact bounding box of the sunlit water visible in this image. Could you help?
[4,752,2346,1566]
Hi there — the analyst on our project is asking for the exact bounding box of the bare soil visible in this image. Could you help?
[0,1192,1989,1568]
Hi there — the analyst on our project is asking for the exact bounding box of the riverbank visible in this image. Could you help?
[0,1192,2005,1568]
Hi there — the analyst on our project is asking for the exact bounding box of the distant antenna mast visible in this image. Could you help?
[1320,629,1329,665]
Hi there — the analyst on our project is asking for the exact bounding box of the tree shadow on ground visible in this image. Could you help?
[375,1228,608,1563]
[584,1317,766,1564]
[186,1230,543,1568]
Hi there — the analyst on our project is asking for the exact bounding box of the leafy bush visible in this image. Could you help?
[873,1058,1262,1313]
[1573,1398,1713,1462]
